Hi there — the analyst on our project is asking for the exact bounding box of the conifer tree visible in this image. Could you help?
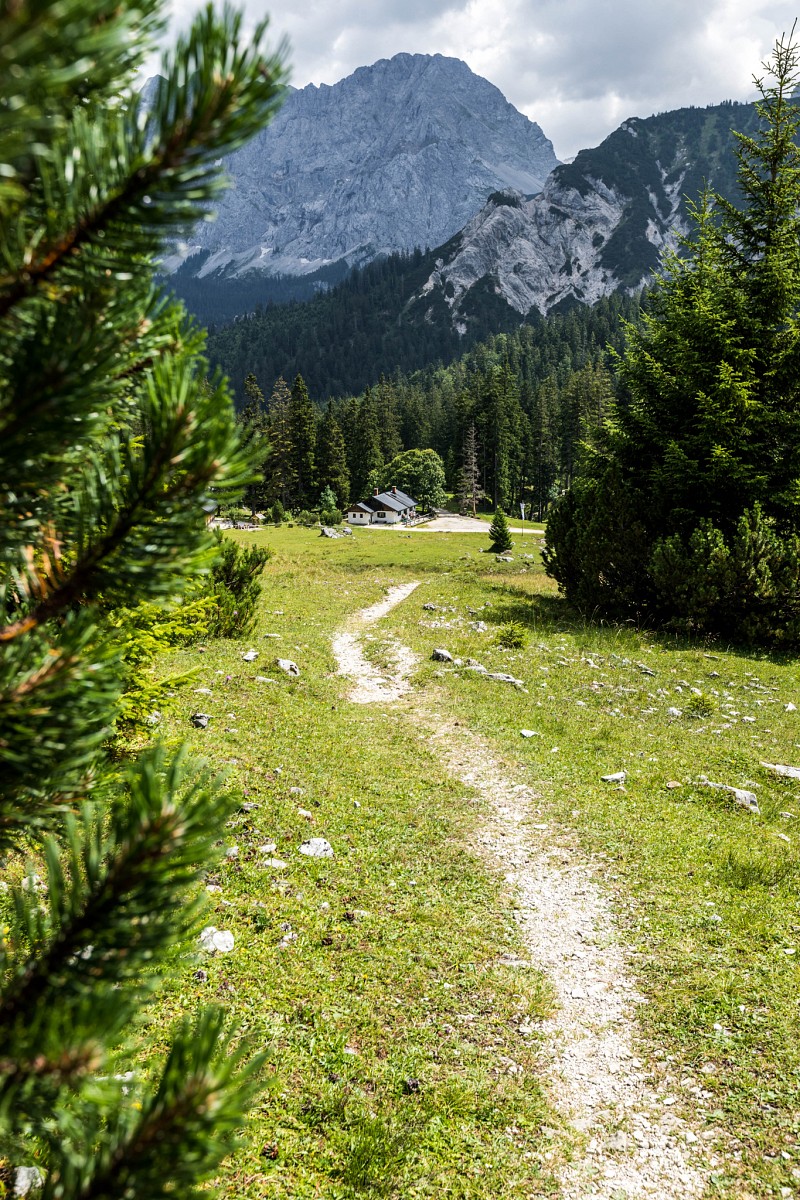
[265,376,295,509]
[488,507,513,553]
[545,29,800,642]
[0,1,285,1191]
[349,389,384,500]
[317,403,350,507]
[459,424,482,516]
[375,375,403,463]
[288,373,316,509]
[239,373,270,515]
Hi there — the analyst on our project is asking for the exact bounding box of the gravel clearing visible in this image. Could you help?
[333,583,720,1198]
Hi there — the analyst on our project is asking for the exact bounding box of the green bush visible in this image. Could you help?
[494,620,528,649]
[650,505,800,644]
[320,507,343,526]
[270,500,285,523]
[108,593,212,727]
[294,509,320,527]
[207,532,271,637]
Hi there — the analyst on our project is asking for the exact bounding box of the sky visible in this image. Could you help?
[165,0,800,159]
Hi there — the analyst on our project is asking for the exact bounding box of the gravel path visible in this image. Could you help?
[332,584,715,1198]
[428,721,711,1199]
[331,580,421,703]
[361,515,542,534]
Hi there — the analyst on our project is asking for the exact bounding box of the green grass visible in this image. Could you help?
[143,527,558,1199]
[117,524,800,1196]
[383,548,800,1199]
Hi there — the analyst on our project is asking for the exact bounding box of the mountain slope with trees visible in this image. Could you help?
[205,100,773,403]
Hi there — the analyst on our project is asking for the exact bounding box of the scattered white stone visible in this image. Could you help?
[242,649,259,662]
[145,711,162,725]
[299,837,334,859]
[667,706,682,718]
[14,1166,44,1196]
[194,687,212,695]
[297,807,313,819]
[262,858,289,870]
[290,786,305,795]
[486,671,525,687]
[432,647,453,662]
[699,776,760,814]
[225,845,239,859]
[254,675,277,683]
[191,712,211,728]
[520,729,540,738]
[199,926,234,953]
[259,841,278,854]
[786,702,797,712]
[600,771,626,784]
[276,659,300,676]
[761,761,800,780]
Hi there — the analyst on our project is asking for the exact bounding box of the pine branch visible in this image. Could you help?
[0,6,286,319]
[0,747,236,1118]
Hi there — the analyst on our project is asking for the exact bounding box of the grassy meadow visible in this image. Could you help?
[147,525,800,1197]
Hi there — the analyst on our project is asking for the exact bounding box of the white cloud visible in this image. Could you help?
[160,0,800,157]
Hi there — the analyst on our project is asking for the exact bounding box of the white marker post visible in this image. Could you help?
[520,501,525,538]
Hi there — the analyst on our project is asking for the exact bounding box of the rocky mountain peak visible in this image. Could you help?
[160,52,559,282]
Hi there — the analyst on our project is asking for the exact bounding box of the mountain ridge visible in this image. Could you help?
[161,51,559,286]
[204,99,773,401]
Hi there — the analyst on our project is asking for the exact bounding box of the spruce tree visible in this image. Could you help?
[459,423,481,516]
[239,373,270,515]
[349,389,383,500]
[545,29,800,642]
[317,402,351,508]
[0,1,285,1191]
[288,373,316,509]
[265,376,296,509]
[488,508,513,553]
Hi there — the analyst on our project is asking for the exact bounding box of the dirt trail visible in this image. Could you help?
[331,584,713,1199]
[331,581,421,704]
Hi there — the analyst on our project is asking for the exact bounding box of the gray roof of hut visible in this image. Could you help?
[366,493,405,513]
[388,488,416,508]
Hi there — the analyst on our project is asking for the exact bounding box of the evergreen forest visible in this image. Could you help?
[229,292,641,518]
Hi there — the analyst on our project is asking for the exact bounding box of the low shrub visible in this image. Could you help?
[320,507,343,526]
[494,620,528,649]
[295,509,320,527]
[207,531,271,637]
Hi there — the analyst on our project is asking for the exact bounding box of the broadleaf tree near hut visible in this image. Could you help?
[0,0,286,1192]
[544,27,800,645]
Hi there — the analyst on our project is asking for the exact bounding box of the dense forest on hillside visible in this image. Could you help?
[167,252,352,321]
[204,244,523,402]
[240,291,642,519]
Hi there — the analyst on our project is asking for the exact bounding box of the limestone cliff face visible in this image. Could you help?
[164,53,559,280]
[415,102,757,324]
